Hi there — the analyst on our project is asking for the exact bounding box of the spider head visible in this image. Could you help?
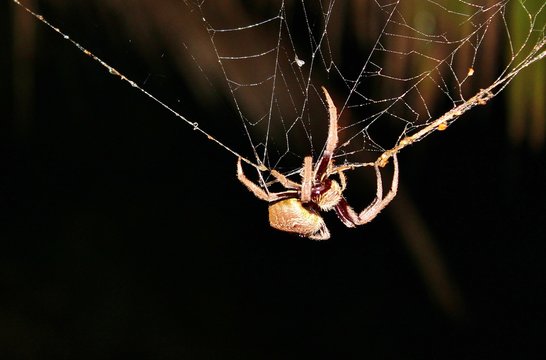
[312,178,342,211]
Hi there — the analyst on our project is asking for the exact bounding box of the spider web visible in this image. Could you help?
[182,0,546,172]
[12,0,546,176]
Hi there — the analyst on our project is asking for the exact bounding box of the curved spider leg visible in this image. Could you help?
[237,158,297,202]
[335,161,383,224]
[322,86,339,154]
[331,171,360,227]
[313,87,339,182]
[334,198,358,228]
[357,154,399,224]
[334,154,399,227]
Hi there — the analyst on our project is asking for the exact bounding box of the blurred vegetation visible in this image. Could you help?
[507,0,546,150]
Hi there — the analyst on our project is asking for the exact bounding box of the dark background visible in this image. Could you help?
[2,2,546,359]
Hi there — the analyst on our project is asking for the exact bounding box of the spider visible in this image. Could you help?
[237,87,399,240]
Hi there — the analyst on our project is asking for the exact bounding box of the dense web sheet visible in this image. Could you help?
[12,0,546,176]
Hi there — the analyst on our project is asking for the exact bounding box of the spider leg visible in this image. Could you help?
[330,171,357,227]
[300,156,313,203]
[334,198,358,228]
[356,154,399,225]
[313,87,339,182]
[338,170,347,191]
[335,163,382,225]
[237,158,296,202]
[313,151,332,183]
[322,86,338,154]
[333,154,399,227]
[270,169,300,190]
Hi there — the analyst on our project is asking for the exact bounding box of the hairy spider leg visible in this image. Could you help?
[322,86,339,154]
[333,154,399,227]
[332,164,383,228]
[301,156,313,203]
[270,169,300,189]
[313,87,339,183]
[237,158,298,202]
[333,198,358,228]
[357,154,398,224]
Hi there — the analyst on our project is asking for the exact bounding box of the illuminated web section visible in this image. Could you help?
[12,0,545,174]
[190,0,545,171]
[189,1,342,171]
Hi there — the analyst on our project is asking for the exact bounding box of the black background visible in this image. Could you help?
[2,2,546,359]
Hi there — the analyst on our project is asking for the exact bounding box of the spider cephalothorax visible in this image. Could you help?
[237,87,399,240]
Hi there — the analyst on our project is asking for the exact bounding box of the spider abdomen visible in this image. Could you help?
[268,198,329,240]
